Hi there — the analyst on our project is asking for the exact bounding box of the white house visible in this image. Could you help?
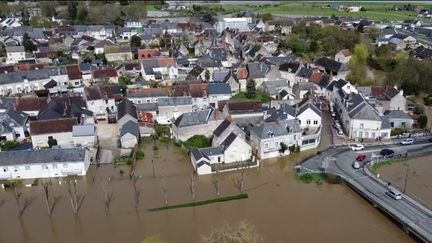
[0,148,90,180]
[250,119,302,160]
[120,120,140,148]
[29,118,77,149]
[172,109,222,141]
[72,124,97,147]
[296,102,322,128]
[208,83,232,109]
[140,58,178,81]
[0,108,29,141]
[84,85,122,120]
[190,132,252,175]
[157,97,193,120]
[335,49,352,64]
[212,118,246,147]
[5,45,26,64]
[216,17,250,33]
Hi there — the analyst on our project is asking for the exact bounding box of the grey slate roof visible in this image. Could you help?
[120,120,140,138]
[298,102,321,117]
[251,119,301,139]
[383,87,399,99]
[0,148,86,166]
[384,110,412,120]
[5,108,28,126]
[157,97,192,106]
[136,103,158,111]
[208,83,231,95]
[118,98,137,120]
[5,45,24,53]
[220,132,237,150]
[0,97,16,111]
[247,62,269,79]
[174,109,215,127]
[72,124,95,137]
[213,119,231,137]
[381,116,391,129]
[315,57,349,73]
[349,102,380,121]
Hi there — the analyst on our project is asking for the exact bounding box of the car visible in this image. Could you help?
[350,144,364,151]
[380,149,394,157]
[400,138,414,145]
[337,129,344,135]
[331,112,336,117]
[386,189,402,200]
[352,161,360,169]
[429,138,432,143]
[156,116,172,125]
[356,154,366,161]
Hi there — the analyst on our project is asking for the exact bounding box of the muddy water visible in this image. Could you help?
[378,156,432,206]
[0,141,414,243]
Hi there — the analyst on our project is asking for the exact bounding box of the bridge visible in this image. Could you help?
[299,140,432,243]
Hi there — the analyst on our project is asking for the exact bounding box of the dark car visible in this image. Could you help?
[380,149,394,157]
[356,154,366,161]
[429,138,432,143]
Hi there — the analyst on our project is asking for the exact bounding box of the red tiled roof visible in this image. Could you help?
[226,101,262,113]
[137,111,153,123]
[30,118,77,135]
[93,68,118,79]
[236,67,248,80]
[15,97,48,111]
[66,65,82,80]
[157,57,175,66]
[371,86,387,97]
[309,72,323,84]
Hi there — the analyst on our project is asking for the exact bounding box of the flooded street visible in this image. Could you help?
[378,156,432,207]
[0,140,415,243]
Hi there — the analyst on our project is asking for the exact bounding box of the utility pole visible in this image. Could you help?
[403,164,409,194]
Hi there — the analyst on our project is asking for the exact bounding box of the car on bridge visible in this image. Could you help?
[401,138,414,145]
[380,149,394,157]
[350,144,364,151]
[386,189,402,200]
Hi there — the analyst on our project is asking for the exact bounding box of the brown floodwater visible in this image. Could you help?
[0,140,415,243]
[378,156,432,207]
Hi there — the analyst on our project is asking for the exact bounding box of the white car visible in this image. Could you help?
[386,189,402,200]
[156,116,172,125]
[352,161,360,169]
[400,138,414,145]
[350,144,364,151]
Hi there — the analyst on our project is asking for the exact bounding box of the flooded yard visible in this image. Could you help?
[0,140,415,243]
[378,155,432,207]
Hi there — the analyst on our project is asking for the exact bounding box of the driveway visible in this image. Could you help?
[96,123,120,164]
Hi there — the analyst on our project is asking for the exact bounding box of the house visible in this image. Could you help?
[138,48,161,59]
[66,65,83,87]
[14,96,48,117]
[335,49,352,63]
[190,132,252,175]
[222,101,263,125]
[84,85,122,120]
[117,98,138,127]
[212,118,246,147]
[314,57,350,80]
[72,124,97,147]
[382,86,407,112]
[30,118,77,149]
[6,45,25,64]
[127,87,169,104]
[104,45,133,62]
[0,108,29,142]
[120,120,140,148]
[250,119,302,159]
[140,57,178,81]
[403,19,421,29]
[388,37,405,51]
[216,18,250,33]
[413,46,432,60]
[296,100,322,129]
[208,83,232,109]
[337,93,390,139]
[279,61,301,86]
[222,70,240,94]
[172,109,222,141]
[37,95,93,124]
[157,97,193,119]
[92,68,119,83]
[384,110,413,129]
[0,148,90,180]
[262,79,294,100]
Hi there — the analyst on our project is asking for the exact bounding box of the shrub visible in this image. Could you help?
[135,150,145,160]
[185,135,211,149]
[154,124,170,138]
[391,128,407,136]
[418,115,428,128]
[0,140,20,151]
[3,179,24,188]
[279,142,288,154]
[114,156,133,165]
[288,145,296,153]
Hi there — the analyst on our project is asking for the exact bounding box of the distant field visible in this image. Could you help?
[234,2,432,22]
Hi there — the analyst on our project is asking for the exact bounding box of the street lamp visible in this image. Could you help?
[403,163,410,194]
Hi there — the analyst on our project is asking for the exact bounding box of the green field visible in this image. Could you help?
[218,2,432,22]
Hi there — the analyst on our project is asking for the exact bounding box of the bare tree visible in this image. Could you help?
[190,174,196,201]
[233,164,247,193]
[151,159,155,179]
[68,179,84,214]
[202,220,263,243]
[211,168,220,197]
[132,175,140,211]
[103,179,113,215]
[13,184,33,217]
[161,175,168,206]
[42,181,54,215]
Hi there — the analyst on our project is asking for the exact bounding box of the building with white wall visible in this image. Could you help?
[0,148,90,180]
[216,18,250,33]
[5,45,26,64]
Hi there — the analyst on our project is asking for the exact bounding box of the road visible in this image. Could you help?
[300,139,432,242]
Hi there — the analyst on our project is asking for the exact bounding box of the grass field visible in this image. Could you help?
[220,2,432,22]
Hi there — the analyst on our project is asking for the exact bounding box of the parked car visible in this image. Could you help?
[337,129,344,135]
[356,154,366,161]
[350,144,364,151]
[352,161,360,169]
[380,149,394,157]
[386,189,402,200]
[331,112,336,117]
[156,116,172,125]
[400,138,414,145]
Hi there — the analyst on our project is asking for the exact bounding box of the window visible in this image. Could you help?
[360,123,364,129]
[52,164,57,169]
[294,135,297,140]
[25,166,30,171]
[264,143,268,149]
[14,166,19,172]
[313,120,318,125]
[3,168,7,172]
[275,141,279,147]
[401,122,406,128]
[298,120,301,125]
[75,81,80,85]
[390,122,394,128]
[306,119,311,125]
[63,163,68,168]
[42,165,48,170]
[218,157,221,162]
